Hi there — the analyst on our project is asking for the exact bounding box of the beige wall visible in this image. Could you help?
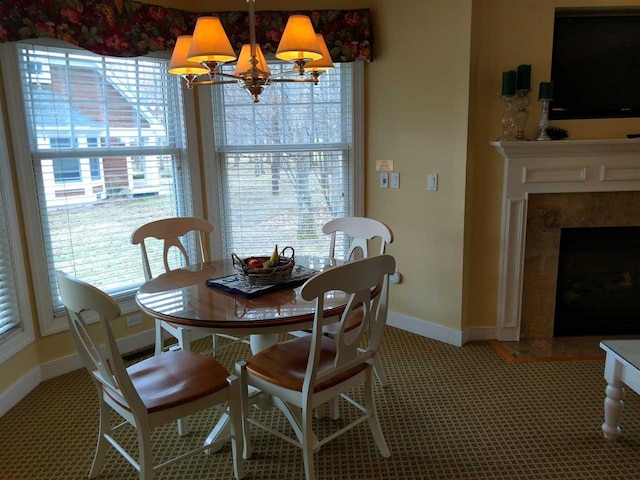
[463,0,640,330]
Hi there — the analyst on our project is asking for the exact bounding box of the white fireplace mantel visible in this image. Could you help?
[490,138,640,341]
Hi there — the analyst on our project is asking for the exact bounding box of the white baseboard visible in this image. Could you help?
[41,329,155,381]
[0,367,41,417]
[387,311,497,347]
[387,311,464,346]
[3,319,498,418]
[1,329,155,417]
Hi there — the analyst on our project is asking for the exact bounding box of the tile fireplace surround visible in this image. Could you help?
[491,139,640,341]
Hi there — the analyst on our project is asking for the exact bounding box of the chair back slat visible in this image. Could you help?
[130,217,213,280]
[300,255,395,392]
[56,270,145,413]
[322,216,393,261]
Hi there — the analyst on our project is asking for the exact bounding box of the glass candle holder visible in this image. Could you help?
[500,95,516,142]
[515,89,531,140]
[537,99,551,141]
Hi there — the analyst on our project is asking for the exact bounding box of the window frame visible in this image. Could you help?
[0,40,204,336]
[0,93,35,363]
[199,61,365,260]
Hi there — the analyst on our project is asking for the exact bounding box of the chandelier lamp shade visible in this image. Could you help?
[168,0,334,102]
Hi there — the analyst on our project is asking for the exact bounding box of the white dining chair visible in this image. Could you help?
[321,216,394,387]
[323,216,394,262]
[131,217,246,358]
[236,254,396,480]
[132,217,250,435]
[56,270,244,480]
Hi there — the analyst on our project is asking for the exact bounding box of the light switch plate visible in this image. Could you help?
[427,173,438,191]
[380,172,389,188]
[390,172,400,189]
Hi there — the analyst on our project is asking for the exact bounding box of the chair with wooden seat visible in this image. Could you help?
[131,217,243,358]
[236,254,396,480]
[322,216,394,387]
[56,270,244,480]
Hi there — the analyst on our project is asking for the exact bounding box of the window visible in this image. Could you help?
[89,158,101,181]
[52,158,81,183]
[206,62,363,259]
[0,104,34,361]
[1,42,201,335]
[88,138,102,180]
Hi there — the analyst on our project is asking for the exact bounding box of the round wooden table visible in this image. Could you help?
[135,256,347,352]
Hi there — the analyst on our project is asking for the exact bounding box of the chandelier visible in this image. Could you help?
[168,0,334,103]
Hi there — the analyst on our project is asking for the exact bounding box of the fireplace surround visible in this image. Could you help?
[491,139,640,341]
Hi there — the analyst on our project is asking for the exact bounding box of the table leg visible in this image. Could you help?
[602,383,625,440]
[602,354,625,440]
[250,333,279,353]
[205,333,282,452]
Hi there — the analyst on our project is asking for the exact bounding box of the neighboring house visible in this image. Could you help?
[32,64,171,207]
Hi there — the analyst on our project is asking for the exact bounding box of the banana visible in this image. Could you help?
[263,245,279,269]
[268,245,279,264]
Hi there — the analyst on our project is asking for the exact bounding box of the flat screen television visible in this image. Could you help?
[550,8,640,120]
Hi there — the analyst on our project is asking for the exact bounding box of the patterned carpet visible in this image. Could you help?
[1,327,639,480]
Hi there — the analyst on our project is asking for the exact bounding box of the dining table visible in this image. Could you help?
[135,255,350,449]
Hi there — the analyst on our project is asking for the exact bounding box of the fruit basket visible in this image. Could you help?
[232,246,295,285]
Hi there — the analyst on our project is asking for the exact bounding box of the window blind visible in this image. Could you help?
[17,43,193,314]
[213,63,354,258]
[0,181,20,339]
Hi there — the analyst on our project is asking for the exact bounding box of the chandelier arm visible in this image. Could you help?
[190,79,239,86]
[214,71,244,80]
[270,78,316,83]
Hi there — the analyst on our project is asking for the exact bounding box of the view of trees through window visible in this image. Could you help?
[214,63,354,258]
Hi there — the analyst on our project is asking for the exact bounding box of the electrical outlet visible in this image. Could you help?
[389,268,402,284]
[126,314,142,328]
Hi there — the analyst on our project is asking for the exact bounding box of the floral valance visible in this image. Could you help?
[0,1,372,62]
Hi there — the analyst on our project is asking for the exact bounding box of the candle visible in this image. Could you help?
[516,64,531,90]
[539,81,554,100]
[502,70,516,97]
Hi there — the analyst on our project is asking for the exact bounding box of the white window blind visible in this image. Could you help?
[0,103,34,358]
[212,63,354,258]
[0,176,21,339]
[16,43,194,317]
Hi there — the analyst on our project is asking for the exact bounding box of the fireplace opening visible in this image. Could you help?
[554,226,640,337]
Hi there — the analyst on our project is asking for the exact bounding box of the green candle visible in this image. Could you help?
[516,64,531,90]
[502,70,516,97]
[539,81,554,100]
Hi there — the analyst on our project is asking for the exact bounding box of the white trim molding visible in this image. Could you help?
[388,311,464,347]
[490,139,640,341]
[0,329,154,417]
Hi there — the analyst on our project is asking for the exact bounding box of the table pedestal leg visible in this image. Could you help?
[250,333,279,353]
[205,333,281,452]
[602,383,625,440]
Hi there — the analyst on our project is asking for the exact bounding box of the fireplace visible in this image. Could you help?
[554,226,640,337]
[491,139,640,341]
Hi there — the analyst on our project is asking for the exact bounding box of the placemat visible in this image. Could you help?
[205,265,319,298]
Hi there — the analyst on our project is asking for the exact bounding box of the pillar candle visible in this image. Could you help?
[516,64,531,90]
[539,81,554,100]
[502,70,516,97]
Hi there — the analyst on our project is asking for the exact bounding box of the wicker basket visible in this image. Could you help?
[232,246,295,285]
